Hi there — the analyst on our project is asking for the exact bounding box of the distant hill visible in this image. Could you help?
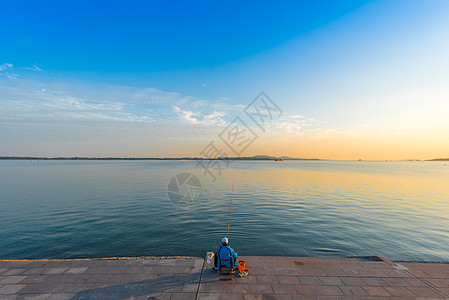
[428,158,449,161]
[246,155,320,160]
[250,155,275,159]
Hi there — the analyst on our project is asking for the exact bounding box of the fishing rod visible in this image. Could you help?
[226,182,234,238]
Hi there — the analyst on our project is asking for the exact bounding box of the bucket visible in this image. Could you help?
[238,260,246,271]
[206,252,214,264]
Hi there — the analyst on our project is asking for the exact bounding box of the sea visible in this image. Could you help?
[0,159,448,261]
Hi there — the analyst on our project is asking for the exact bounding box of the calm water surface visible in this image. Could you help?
[1,160,448,261]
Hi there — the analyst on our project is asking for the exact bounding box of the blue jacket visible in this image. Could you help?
[216,245,238,269]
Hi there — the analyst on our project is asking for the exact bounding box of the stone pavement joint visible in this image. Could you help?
[0,256,448,299]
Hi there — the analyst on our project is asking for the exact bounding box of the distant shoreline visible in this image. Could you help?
[0,156,320,161]
[0,156,448,161]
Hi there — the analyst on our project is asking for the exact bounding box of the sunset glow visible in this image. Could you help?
[1,1,449,160]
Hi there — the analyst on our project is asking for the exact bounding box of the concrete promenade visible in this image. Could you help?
[0,255,448,299]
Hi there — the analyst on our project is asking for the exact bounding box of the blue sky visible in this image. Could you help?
[1,0,449,159]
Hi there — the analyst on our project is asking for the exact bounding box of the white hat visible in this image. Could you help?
[222,237,228,244]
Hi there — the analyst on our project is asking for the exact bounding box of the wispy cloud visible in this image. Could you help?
[0,63,13,71]
[24,64,44,72]
[0,72,239,129]
[0,84,154,123]
[0,68,342,158]
[172,106,227,125]
[0,63,19,79]
[264,114,345,136]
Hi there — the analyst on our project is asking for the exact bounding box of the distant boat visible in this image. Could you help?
[274,158,284,161]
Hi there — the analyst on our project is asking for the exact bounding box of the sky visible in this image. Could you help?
[1,0,449,160]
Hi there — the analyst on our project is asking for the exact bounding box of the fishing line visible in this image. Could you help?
[226,182,234,238]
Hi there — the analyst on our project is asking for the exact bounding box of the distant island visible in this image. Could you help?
[0,155,320,161]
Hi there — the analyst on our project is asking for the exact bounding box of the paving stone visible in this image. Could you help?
[256,275,278,284]
[382,269,411,278]
[19,275,49,284]
[249,283,274,294]
[407,269,430,278]
[0,261,34,268]
[46,294,75,300]
[363,269,390,277]
[439,287,449,295]
[361,286,391,296]
[361,278,388,286]
[302,267,327,276]
[85,274,112,283]
[298,276,322,285]
[316,286,343,296]
[315,296,341,300]
[181,282,199,293]
[342,268,369,277]
[359,262,390,269]
[171,292,196,300]
[228,283,252,294]
[1,256,449,299]
[381,277,409,287]
[383,286,417,297]
[172,273,200,283]
[14,293,52,299]
[2,268,27,276]
[276,276,300,285]
[427,278,449,288]
[0,276,28,284]
[403,277,428,287]
[318,277,344,286]
[43,268,69,275]
[271,283,298,295]
[323,268,346,277]
[290,295,315,300]
[406,286,446,297]
[197,293,244,300]
[200,282,229,293]
[64,268,88,275]
[0,284,27,294]
[425,270,449,279]
[249,267,269,275]
[338,277,365,286]
[23,268,48,275]
[338,285,369,296]
[233,275,258,284]
[128,292,172,300]
[295,284,319,295]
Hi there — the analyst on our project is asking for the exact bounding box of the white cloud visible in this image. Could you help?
[0,63,19,79]
[173,105,199,124]
[203,111,227,125]
[5,73,19,79]
[266,114,344,136]
[0,63,13,71]
[172,105,228,125]
[0,77,237,128]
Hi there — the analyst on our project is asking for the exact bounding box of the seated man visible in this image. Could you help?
[213,237,238,272]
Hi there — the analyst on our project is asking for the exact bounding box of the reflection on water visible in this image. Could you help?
[0,160,448,261]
